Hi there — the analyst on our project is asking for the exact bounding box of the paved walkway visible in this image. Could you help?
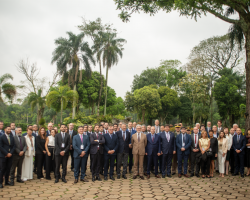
[1,162,250,200]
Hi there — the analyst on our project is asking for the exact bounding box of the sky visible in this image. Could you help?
[0,0,232,99]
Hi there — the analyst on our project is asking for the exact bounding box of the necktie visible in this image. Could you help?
[19,136,23,151]
[7,135,10,144]
[167,132,170,142]
[237,135,239,143]
[183,134,186,146]
[96,133,98,139]
[80,134,83,143]
[138,133,140,142]
[110,134,112,139]
[123,132,125,141]
[152,135,154,142]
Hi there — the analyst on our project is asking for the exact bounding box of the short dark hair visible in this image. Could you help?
[113,123,118,126]
[10,122,15,125]
[99,125,103,128]
[83,124,88,129]
[60,124,66,127]
[5,126,11,129]
[181,127,186,130]
[94,124,99,128]
[209,130,213,133]
[164,124,170,128]
[218,120,222,123]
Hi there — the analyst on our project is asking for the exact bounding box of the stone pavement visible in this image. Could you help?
[0,162,250,200]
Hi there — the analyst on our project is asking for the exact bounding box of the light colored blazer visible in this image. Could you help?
[131,132,147,155]
[226,134,232,150]
[25,135,35,157]
[219,138,228,154]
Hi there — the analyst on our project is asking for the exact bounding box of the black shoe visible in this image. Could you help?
[104,176,108,180]
[140,176,144,180]
[188,170,191,173]
[216,170,219,173]
[5,182,11,185]
[100,172,103,175]
[232,173,238,176]
[17,179,24,183]
[92,177,95,182]
[46,177,51,180]
[190,174,194,177]
[110,176,115,181]
[74,179,78,184]
[55,179,59,183]
[167,174,172,178]
[117,175,120,179]
[9,181,14,186]
[129,170,132,174]
[96,176,102,181]
[122,175,127,179]
[162,175,165,178]
[195,174,200,178]
[62,178,67,183]
[241,174,244,178]
[172,172,176,175]
[0,184,3,188]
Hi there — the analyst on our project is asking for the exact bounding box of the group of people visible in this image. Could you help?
[0,120,250,188]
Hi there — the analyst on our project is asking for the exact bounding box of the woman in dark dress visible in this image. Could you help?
[245,128,250,176]
[36,127,47,179]
[209,130,218,178]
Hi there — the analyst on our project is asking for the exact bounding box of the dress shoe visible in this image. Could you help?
[110,176,115,181]
[17,179,24,183]
[81,178,89,182]
[46,177,51,180]
[216,170,219,173]
[190,174,194,177]
[133,176,137,179]
[241,174,244,178]
[104,176,108,180]
[74,179,78,183]
[184,174,190,178]
[122,175,127,179]
[147,175,150,179]
[178,174,182,178]
[55,179,59,183]
[181,173,184,175]
[5,182,11,185]
[9,181,14,186]
[117,175,120,179]
[62,178,67,183]
[172,172,176,175]
[196,174,200,178]
[162,175,165,178]
[140,176,144,180]
[155,175,160,178]
[129,170,132,174]
[100,172,103,175]
[144,173,147,176]
[167,174,172,178]
[232,173,237,176]
[92,177,95,182]
[0,184,3,188]
[96,176,102,181]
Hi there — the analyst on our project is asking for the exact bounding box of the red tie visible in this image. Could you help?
[96,134,98,139]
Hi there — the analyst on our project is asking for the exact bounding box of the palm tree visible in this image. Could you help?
[27,89,46,124]
[46,85,79,123]
[51,32,95,118]
[0,73,18,103]
[99,32,126,115]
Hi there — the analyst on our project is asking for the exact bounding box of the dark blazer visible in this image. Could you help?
[210,137,218,154]
[176,133,192,155]
[190,133,201,151]
[13,135,27,155]
[103,129,109,135]
[116,130,130,154]
[208,132,219,138]
[72,134,90,158]
[159,131,176,154]
[206,127,212,137]
[145,133,161,155]
[69,130,77,145]
[55,132,70,156]
[36,135,46,155]
[0,134,16,158]
[90,133,105,154]
[103,133,118,155]
[0,130,5,136]
[46,130,51,137]
[126,128,136,143]
[233,134,246,154]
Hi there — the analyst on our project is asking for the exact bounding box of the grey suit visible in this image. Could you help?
[190,133,201,175]
[10,135,27,182]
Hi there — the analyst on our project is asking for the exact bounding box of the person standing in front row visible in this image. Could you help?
[199,131,211,178]
[10,127,27,185]
[55,124,70,183]
[103,125,118,180]
[190,127,201,177]
[0,126,16,188]
[69,123,77,172]
[36,127,47,179]
[217,130,228,178]
[130,125,147,180]
[73,126,90,183]
[45,129,56,180]
[176,127,191,178]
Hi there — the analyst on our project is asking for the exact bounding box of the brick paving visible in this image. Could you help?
[0,160,250,199]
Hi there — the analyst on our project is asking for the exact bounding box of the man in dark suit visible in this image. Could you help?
[73,126,90,183]
[190,127,201,177]
[82,125,91,173]
[0,121,5,136]
[157,125,165,174]
[55,124,70,183]
[127,122,136,173]
[10,123,16,137]
[46,123,53,137]
[176,127,191,178]
[116,123,130,179]
[10,127,27,185]
[68,123,77,172]
[97,125,105,175]
[103,122,109,134]
[205,121,212,137]
[146,126,161,179]
[232,128,246,178]
[0,126,16,188]
[103,125,118,180]
[90,124,105,181]
[217,120,223,133]
[159,124,176,178]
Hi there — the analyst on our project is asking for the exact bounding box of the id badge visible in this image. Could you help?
[31,147,34,151]
[62,143,65,148]
[81,145,84,150]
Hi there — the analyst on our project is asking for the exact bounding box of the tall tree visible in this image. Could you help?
[0,74,19,103]
[51,32,95,118]
[46,85,79,123]
[114,0,250,132]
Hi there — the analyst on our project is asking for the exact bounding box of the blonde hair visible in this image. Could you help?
[201,130,208,139]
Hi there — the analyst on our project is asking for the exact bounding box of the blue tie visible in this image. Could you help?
[110,134,112,139]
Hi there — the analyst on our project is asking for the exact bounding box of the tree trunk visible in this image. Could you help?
[245,31,250,132]
[61,99,63,123]
[97,60,103,116]
[72,84,76,119]
[104,66,109,116]
[142,110,145,124]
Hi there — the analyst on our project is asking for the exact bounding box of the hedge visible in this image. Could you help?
[4,122,28,131]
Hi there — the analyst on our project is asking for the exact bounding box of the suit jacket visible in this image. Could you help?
[46,130,51,137]
[155,126,160,134]
[210,137,218,153]
[206,127,212,136]
[22,133,37,150]
[217,126,223,133]
[190,133,201,151]
[69,130,77,145]
[176,133,192,155]
[90,133,105,154]
[159,131,176,155]
[73,134,90,158]
[13,135,27,155]
[131,132,147,155]
[55,132,70,155]
[232,134,246,154]
[126,128,136,143]
[219,138,228,154]
[0,130,5,136]
[36,135,46,155]
[145,133,160,155]
[103,133,118,155]
[116,130,130,154]
[24,135,35,157]
[0,133,16,157]
[103,129,109,135]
